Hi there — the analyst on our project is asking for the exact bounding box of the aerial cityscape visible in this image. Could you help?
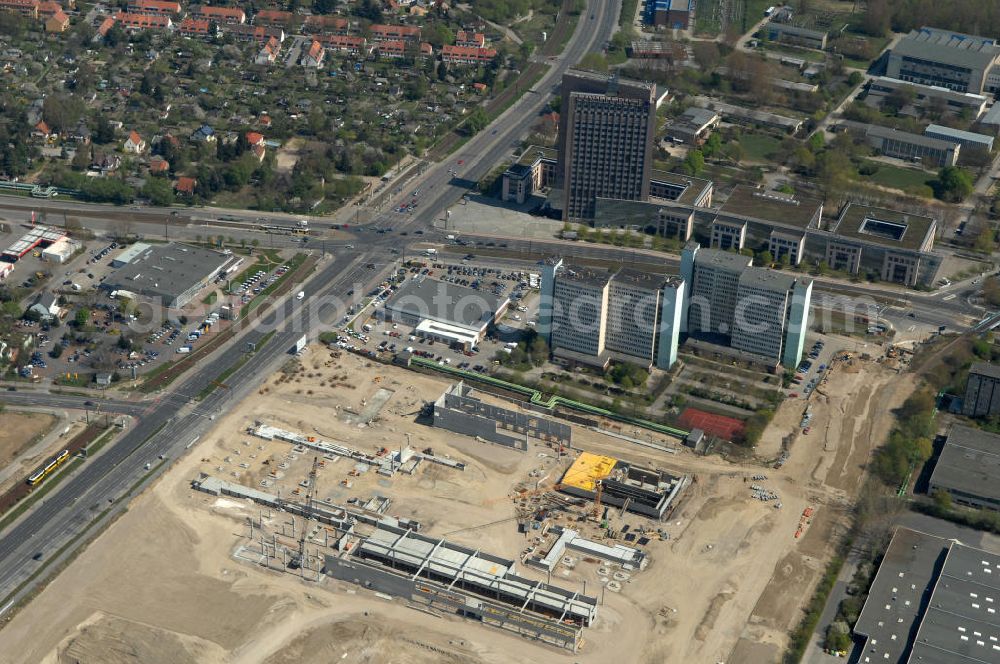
[2,0,1000,662]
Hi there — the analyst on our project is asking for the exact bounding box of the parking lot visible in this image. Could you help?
[787,336,841,401]
[330,259,542,371]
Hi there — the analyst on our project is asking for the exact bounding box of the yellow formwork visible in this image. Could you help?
[559,452,617,491]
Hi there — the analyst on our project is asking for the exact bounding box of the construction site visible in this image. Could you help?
[0,336,920,664]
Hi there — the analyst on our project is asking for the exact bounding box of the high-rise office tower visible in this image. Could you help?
[559,70,657,220]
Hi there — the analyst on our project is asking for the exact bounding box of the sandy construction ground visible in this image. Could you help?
[0,411,57,468]
[0,346,913,664]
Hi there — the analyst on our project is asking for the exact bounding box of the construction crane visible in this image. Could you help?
[291,456,319,569]
[593,480,603,519]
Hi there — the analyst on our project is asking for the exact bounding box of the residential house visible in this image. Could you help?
[255,36,280,64]
[300,39,325,67]
[71,121,91,144]
[303,15,347,34]
[245,131,265,146]
[124,130,146,153]
[28,293,62,321]
[408,5,427,16]
[114,11,171,30]
[254,9,293,26]
[96,16,115,37]
[149,156,169,173]
[455,30,485,48]
[190,125,216,143]
[32,120,51,140]
[259,113,272,128]
[370,23,420,42]
[321,34,365,55]
[419,41,433,57]
[127,0,179,15]
[44,10,68,31]
[174,176,197,195]
[179,17,210,36]
[189,4,244,23]
[91,151,121,173]
[251,143,266,163]
[229,24,284,43]
[441,44,497,64]
[0,0,39,18]
[375,39,406,58]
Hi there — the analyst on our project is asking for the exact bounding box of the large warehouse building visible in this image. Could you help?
[854,526,1000,662]
[928,424,1000,510]
[103,242,238,308]
[382,278,508,349]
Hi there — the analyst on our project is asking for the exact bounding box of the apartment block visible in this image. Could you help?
[559,70,656,220]
[682,243,812,367]
[540,260,684,370]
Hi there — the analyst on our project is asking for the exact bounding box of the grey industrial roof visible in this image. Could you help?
[971,362,1000,381]
[105,243,232,304]
[929,424,1000,505]
[909,541,1000,663]
[925,124,995,148]
[983,104,1000,127]
[668,0,689,10]
[385,277,506,330]
[831,203,936,252]
[892,27,1000,71]
[857,527,1000,664]
[870,76,989,106]
[854,527,950,664]
[866,124,961,151]
[718,185,823,229]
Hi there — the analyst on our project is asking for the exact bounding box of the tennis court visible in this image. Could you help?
[678,407,745,441]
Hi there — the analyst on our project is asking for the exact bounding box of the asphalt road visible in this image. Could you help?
[0,0,622,615]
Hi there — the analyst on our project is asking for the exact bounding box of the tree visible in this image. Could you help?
[578,53,609,72]
[142,177,175,206]
[932,488,953,511]
[464,107,489,136]
[935,166,973,203]
[74,307,90,327]
[703,133,722,158]
[682,149,705,176]
[42,94,85,133]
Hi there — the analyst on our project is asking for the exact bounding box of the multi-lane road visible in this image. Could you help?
[0,0,624,616]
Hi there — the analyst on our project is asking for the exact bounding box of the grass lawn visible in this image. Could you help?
[857,160,934,196]
[738,133,783,162]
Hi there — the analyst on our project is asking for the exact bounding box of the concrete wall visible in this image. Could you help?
[432,382,571,450]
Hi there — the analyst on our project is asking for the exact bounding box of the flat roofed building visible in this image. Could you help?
[664,107,720,145]
[541,259,684,370]
[924,123,995,154]
[866,76,989,118]
[866,125,961,167]
[963,362,1000,418]
[718,185,824,230]
[559,70,656,220]
[827,203,937,286]
[887,27,1000,94]
[855,526,1000,663]
[929,424,1000,510]
[764,21,829,50]
[682,243,812,366]
[104,243,236,308]
[383,278,508,348]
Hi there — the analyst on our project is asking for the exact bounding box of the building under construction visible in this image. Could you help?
[431,381,572,451]
[558,452,688,520]
[324,522,597,651]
